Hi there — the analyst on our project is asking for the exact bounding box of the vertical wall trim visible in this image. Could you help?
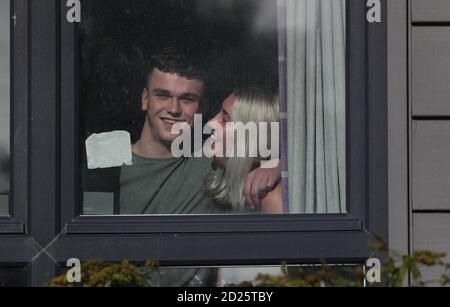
[387,0,410,270]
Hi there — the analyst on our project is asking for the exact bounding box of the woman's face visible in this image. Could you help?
[207,94,236,166]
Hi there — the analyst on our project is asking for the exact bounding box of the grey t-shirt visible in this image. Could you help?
[120,154,227,215]
[119,154,227,286]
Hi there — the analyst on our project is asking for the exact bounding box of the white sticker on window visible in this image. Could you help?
[85,131,132,169]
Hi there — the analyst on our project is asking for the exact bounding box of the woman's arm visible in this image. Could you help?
[261,184,283,214]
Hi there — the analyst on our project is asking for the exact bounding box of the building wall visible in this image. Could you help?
[388,0,410,266]
[410,0,450,284]
[389,0,450,286]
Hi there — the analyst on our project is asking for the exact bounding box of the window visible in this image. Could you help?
[160,264,363,287]
[0,0,388,288]
[0,0,386,286]
[77,0,346,216]
[52,263,362,287]
[58,0,386,251]
[0,0,10,217]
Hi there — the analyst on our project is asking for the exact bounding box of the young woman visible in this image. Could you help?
[206,87,283,214]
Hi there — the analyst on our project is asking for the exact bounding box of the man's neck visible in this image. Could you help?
[133,121,174,158]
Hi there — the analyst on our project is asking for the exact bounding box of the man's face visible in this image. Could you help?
[142,68,205,144]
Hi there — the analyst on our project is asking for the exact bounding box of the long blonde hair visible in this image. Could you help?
[206,87,279,212]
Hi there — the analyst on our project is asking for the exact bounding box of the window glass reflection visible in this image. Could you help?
[79,0,347,216]
[49,263,363,287]
[80,0,282,216]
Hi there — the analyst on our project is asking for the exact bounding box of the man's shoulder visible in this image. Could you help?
[185,157,214,173]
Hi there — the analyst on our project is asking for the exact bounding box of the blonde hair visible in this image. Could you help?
[206,87,279,212]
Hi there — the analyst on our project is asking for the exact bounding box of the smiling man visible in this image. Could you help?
[133,65,204,158]
[119,49,220,215]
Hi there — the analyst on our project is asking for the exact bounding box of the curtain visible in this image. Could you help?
[286,0,346,214]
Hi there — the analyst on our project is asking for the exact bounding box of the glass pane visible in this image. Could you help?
[0,0,10,217]
[79,0,346,216]
[46,263,363,287]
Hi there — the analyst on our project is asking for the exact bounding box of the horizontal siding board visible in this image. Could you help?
[412,121,450,210]
[412,27,450,116]
[412,0,450,22]
[413,214,450,286]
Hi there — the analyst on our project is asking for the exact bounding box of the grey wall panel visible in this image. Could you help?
[388,0,409,259]
[412,121,450,210]
[412,27,450,116]
[412,0,450,22]
[413,214,450,286]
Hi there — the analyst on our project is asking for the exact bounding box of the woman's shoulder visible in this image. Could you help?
[261,184,283,214]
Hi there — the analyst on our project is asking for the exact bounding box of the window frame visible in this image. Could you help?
[56,0,388,266]
[0,0,27,235]
[0,0,63,286]
[1,0,388,285]
[0,0,36,287]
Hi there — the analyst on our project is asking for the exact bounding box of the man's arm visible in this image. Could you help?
[243,162,281,209]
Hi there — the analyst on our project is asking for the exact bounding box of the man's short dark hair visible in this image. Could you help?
[145,47,207,88]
